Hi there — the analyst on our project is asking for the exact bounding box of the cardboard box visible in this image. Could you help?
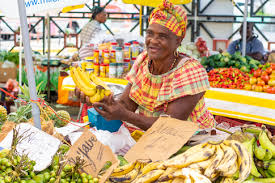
[0,63,17,83]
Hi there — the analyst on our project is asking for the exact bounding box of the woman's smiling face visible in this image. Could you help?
[145,23,182,61]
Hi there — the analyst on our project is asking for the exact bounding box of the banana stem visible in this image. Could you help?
[243,128,262,135]
[216,127,233,135]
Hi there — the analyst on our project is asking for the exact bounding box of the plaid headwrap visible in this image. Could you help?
[149,0,187,38]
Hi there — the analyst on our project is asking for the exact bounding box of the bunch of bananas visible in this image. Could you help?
[108,140,251,183]
[70,67,112,103]
[241,125,275,182]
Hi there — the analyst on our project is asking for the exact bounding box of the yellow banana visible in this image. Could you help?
[216,143,238,177]
[111,161,136,177]
[109,161,141,182]
[71,67,97,96]
[133,169,165,183]
[90,73,110,90]
[222,159,238,177]
[76,67,95,88]
[223,140,252,183]
[104,89,112,96]
[138,161,164,177]
[89,89,102,103]
[159,143,215,169]
[204,145,224,180]
[100,89,105,101]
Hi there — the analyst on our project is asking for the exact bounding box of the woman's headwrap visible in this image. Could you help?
[91,6,104,20]
[149,0,187,38]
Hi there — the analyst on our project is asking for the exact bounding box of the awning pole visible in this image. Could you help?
[17,0,41,129]
[241,0,248,57]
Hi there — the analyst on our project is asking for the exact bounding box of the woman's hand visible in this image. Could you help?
[93,96,129,121]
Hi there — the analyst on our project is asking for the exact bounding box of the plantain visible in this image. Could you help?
[133,169,165,183]
[111,161,137,177]
[223,140,252,183]
[216,143,238,176]
[109,161,141,182]
[183,168,211,183]
[89,89,102,103]
[157,169,187,182]
[159,143,215,169]
[157,167,179,182]
[204,145,224,180]
[138,161,164,177]
[259,130,275,158]
[90,73,110,90]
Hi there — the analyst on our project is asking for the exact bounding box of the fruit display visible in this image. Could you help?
[245,63,275,94]
[201,52,261,73]
[208,67,250,89]
[70,66,112,103]
[178,37,209,60]
[237,125,275,182]
[108,140,251,183]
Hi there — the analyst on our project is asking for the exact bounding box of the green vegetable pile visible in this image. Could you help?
[0,51,19,65]
[201,51,261,73]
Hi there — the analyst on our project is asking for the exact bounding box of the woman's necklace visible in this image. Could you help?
[150,58,178,74]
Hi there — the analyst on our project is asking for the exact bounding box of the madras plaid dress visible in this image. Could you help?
[126,51,215,129]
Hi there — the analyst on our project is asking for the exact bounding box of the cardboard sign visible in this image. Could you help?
[67,129,119,183]
[0,123,61,171]
[125,117,199,162]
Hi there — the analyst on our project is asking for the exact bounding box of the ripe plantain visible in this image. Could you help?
[133,169,165,183]
[157,167,179,182]
[224,140,252,183]
[109,161,141,182]
[171,178,186,183]
[111,161,137,177]
[216,143,238,177]
[138,161,164,177]
[157,169,187,182]
[204,145,224,180]
[187,154,215,174]
[89,89,102,103]
[159,143,215,169]
[76,67,95,87]
[90,73,110,90]
[183,168,211,183]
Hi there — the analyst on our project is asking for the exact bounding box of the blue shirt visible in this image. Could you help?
[227,37,264,55]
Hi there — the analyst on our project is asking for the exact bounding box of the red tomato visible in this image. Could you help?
[266,67,273,75]
[249,77,257,85]
[266,87,273,94]
[272,87,275,94]
[254,69,262,77]
[262,71,268,76]
[271,63,275,70]
[257,79,265,86]
[263,85,271,92]
[261,74,270,84]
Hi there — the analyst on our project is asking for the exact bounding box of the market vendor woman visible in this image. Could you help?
[76,0,215,130]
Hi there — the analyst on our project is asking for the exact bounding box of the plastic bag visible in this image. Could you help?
[91,125,136,156]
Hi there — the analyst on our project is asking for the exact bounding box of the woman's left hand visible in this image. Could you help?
[93,95,129,121]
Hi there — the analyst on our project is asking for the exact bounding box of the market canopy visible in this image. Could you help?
[0,0,89,18]
[122,0,192,7]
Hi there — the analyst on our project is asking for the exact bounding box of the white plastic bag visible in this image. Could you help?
[91,125,136,156]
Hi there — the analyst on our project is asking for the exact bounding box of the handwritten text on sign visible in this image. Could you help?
[67,129,119,183]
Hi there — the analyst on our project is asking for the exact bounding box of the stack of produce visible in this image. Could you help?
[208,67,250,89]
[240,125,275,182]
[201,52,261,73]
[245,63,275,93]
[178,37,209,60]
[108,140,251,183]
[70,67,112,103]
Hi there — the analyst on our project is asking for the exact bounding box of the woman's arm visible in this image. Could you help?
[93,92,205,131]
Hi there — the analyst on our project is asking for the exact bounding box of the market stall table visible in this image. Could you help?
[62,77,275,125]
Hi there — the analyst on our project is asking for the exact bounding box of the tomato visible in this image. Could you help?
[271,63,275,70]
[266,67,273,75]
[249,77,257,85]
[257,79,265,86]
[263,85,271,92]
[254,69,262,77]
[268,79,275,87]
[262,71,268,76]
[244,84,252,90]
[261,74,270,84]
[272,87,275,94]
[267,87,273,94]
[254,85,263,92]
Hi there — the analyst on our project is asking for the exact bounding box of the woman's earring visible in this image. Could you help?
[174,50,179,58]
